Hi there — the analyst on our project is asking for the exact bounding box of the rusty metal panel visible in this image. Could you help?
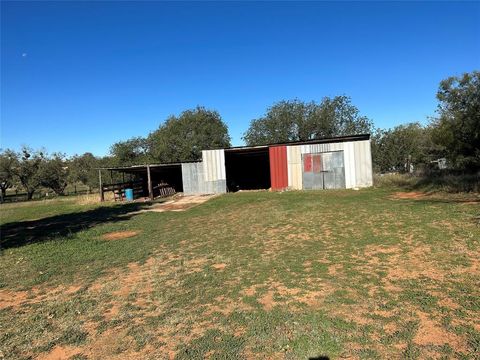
[287,145,302,189]
[302,151,345,190]
[303,153,313,172]
[202,149,226,182]
[312,154,321,173]
[269,146,288,190]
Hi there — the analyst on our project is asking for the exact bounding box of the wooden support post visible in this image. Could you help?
[99,170,104,202]
[147,165,153,200]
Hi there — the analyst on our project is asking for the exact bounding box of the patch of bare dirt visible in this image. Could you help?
[303,260,312,272]
[258,290,275,311]
[0,284,83,310]
[102,230,140,241]
[390,192,426,200]
[286,232,311,241]
[243,285,257,297]
[0,290,28,309]
[328,263,342,276]
[141,194,216,213]
[414,311,466,352]
[211,263,226,270]
[37,345,82,360]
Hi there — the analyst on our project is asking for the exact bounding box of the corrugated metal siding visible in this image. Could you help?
[343,141,356,189]
[269,146,288,190]
[202,149,226,181]
[353,140,373,187]
[182,162,226,194]
[289,140,372,190]
[287,145,302,189]
[300,142,344,154]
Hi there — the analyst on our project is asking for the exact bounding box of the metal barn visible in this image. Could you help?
[99,134,372,201]
[182,134,373,195]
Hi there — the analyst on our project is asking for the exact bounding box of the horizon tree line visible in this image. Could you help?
[1,71,478,201]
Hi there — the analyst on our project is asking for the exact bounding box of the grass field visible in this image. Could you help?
[0,188,479,359]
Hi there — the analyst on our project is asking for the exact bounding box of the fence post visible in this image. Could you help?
[147,165,153,200]
[99,170,104,202]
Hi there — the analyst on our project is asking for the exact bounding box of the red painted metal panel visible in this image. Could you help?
[312,154,321,173]
[303,154,312,173]
[269,146,288,190]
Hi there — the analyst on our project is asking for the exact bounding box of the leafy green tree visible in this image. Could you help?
[39,153,69,195]
[109,137,150,166]
[371,123,433,173]
[68,152,100,190]
[431,71,480,171]
[0,149,18,202]
[148,106,231,162]
[242,96,373,146]
[11,147,45,200]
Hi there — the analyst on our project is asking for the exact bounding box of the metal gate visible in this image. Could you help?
[302,151,345,189]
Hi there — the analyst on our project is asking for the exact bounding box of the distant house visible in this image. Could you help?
[431,158,448,170]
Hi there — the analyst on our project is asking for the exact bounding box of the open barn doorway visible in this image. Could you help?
[225,147,271,192]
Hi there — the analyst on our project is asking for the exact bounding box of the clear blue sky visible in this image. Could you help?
[1,1,479,156]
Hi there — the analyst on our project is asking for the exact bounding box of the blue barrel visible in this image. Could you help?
[125,188,134,201]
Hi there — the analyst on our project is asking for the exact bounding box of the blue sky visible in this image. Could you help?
[1,1,479,156]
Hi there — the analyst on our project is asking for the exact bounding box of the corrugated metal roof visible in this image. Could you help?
[97,161,199,171]
[224,134,370,152]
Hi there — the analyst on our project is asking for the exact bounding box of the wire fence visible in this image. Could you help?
[1,186,99,204]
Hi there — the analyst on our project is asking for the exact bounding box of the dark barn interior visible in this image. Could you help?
[147,164,184,194]
[225,147,271,192]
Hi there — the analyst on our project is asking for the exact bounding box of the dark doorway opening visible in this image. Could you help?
[225,147,271,192]
[148,164,184,193]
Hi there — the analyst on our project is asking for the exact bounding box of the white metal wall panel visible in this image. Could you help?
[353,140,373,187]
[300,142,344,154]
[202,149,226,181]
[287,145,302,189]
[343,141,356,189]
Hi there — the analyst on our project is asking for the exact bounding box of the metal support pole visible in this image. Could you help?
[147,165,153,200]
[99,170,104,202]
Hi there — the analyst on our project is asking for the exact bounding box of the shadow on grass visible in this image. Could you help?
[0,202,150,250]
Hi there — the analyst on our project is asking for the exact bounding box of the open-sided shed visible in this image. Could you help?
[98,163,184,201]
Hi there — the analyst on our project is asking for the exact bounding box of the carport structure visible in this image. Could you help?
[98,163,184,201]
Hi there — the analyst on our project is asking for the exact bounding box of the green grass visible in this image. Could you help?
[0,188,479,359]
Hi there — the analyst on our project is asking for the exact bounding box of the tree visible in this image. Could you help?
[109,137,150,166]
[242,96,373,146]
[39,153,69,195]
[11,147,45,200]
[0,149,18,202]
[148,106,231,162]
[431,71,480,171]
[68,152,100,190]
[371,123,433,173]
